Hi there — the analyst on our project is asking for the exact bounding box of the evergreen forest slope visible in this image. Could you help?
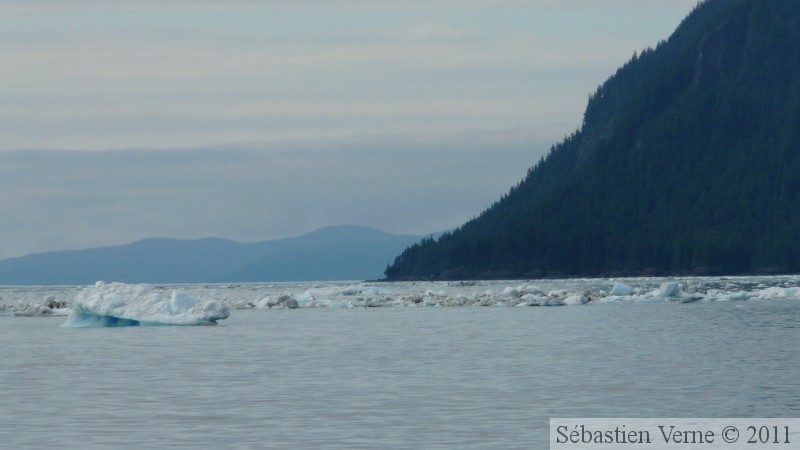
[385,0,800,280]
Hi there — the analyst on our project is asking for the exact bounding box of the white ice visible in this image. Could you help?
[62,282,230,327]
[610,282,634,296]
[5,276,800,319]
[0,294,72,317]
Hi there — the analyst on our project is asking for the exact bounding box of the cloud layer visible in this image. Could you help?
[0,134,547,258]
[0,1,698,258]
[1,0,696,150]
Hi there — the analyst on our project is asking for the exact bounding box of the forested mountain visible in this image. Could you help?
[386,0,800,280]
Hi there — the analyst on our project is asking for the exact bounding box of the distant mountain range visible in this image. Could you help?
[386,0,800,280]
[0,225,423,285]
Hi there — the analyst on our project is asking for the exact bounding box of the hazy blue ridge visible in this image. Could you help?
[385,0,800,280]
[0,225,422,285]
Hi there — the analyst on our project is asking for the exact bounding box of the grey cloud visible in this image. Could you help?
[0,0,700,259]
[2,1,694,152]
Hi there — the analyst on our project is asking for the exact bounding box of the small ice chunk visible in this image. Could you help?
[423,297,439,307]
[522,285,544,296]
[13,303,53,317]
[293,290,315,304]
[263,295,299,309]
[502,286,519,296]
[756,286,800,299]
[520,293,543,305]
[540,297,565,306]
[563,293,588,305]
[659,282,682,298]
[610,282,634,296]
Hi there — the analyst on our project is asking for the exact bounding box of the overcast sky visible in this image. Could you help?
[0,0,698,259]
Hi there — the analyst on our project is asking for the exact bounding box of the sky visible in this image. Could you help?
[0,0,699,259]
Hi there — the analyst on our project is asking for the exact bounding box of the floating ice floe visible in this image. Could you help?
[0,295,72,317]
[659,282,682,298]
[62,282,230,327]
[610,282,634,296]
[257,295,300,309]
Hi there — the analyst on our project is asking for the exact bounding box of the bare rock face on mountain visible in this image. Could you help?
[386,0,800,280]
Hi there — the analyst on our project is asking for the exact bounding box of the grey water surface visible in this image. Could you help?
[1,297,798,449]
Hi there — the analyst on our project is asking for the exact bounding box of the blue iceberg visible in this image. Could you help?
[62,282,230,327]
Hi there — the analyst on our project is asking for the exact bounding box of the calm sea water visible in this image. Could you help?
[1,290,799,449]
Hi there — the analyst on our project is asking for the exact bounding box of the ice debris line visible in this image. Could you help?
[226,277,800,309]
[61,282,230,327]
[5,276,800,321]
[0,295,72,317]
